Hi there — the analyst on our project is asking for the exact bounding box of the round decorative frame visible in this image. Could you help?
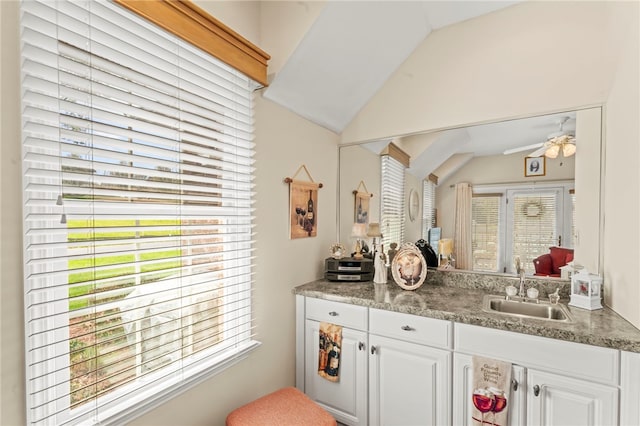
[408,188,419,222]
[391,243,427,291]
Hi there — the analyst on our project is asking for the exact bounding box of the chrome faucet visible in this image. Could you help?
[518,268,526,298]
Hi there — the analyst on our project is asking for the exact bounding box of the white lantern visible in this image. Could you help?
[569,269,603,310]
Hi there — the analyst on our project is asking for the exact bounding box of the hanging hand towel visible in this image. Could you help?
[471,355,512,426]
[318,322,342,382]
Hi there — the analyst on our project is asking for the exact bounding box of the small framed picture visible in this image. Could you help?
[524,156,546,177]
[391,243,427,291]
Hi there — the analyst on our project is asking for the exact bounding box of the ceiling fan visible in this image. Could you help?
[503,116,576,158]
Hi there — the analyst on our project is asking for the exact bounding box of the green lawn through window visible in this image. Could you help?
[67,219,182,311]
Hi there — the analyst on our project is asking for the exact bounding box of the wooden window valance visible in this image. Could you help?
[114,0,270,86]
[381,142,410,168]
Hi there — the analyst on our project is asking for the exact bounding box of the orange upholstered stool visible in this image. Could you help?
[225,386,336,426]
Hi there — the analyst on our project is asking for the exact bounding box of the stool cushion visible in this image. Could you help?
[226,387,336,426]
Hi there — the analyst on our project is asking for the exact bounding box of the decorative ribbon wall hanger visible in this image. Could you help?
[353,180,373,225]
[285,164,322,239]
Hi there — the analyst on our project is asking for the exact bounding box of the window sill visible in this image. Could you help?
[101,340,262,426]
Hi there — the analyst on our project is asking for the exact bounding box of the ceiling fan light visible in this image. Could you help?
[563,142,576,157]
[545,144,560,158]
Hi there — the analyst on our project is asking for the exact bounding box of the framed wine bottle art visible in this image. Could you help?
[285,164,323,239]
[289,181,318,239]
[353,180,373,225]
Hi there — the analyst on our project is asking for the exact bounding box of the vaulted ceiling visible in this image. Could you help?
[263,1,521,134]
[260,1,588,182]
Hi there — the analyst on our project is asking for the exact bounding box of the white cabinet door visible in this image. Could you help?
[452,352,526,426]
[621,351,640,426]
[369,334,451,426]
[304,319,368,426]
[527,368,619,426]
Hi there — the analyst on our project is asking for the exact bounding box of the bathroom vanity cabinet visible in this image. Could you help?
[453,324,619,426]
[295,281,640,426]
[302,297,368,425]
[368,308,451,426]
[298,297,450,426]
[453,353,527,426]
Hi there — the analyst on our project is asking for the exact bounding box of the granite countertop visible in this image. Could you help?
[294,274,640,353]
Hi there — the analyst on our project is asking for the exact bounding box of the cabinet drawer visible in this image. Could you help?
[369,308,452,349]
[455,323,620,386]
[306,297,367,330]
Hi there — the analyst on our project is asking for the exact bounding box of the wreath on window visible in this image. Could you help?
[522,200,544,217]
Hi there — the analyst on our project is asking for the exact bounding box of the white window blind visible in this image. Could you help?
[21,1,259,425]
[381,155,406,248]
[472,183,572,274]
[422,177,436,239]
[509,191,560,274]
[472,195,501,272]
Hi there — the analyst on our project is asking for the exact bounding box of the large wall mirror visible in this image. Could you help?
[338,107,603,278]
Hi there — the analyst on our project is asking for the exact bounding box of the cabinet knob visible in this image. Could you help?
[358,342,365,351]
[401,325,415,331]
[370,345,377,355]
[533,384,540,397]
[511,379,518,392]
[328,311,338,316]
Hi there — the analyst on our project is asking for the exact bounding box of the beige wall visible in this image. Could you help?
[259,1,327,77]
[342,1,625,144]
[0,1,339,425]
[343,0,639,327]
[602,1,640,327]
[339,145,381,250]
[195,1,326,78]
[1,2,24,425]
[573,108,603,274]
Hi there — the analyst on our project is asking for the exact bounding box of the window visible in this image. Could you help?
[21,1,260,424]
[380,154,406,248]
[422,174,437,239]
[507,189,561,272]
[471,183,573,274]
[471,194,502,272]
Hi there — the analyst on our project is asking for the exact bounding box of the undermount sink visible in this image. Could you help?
[483,295,573,322]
